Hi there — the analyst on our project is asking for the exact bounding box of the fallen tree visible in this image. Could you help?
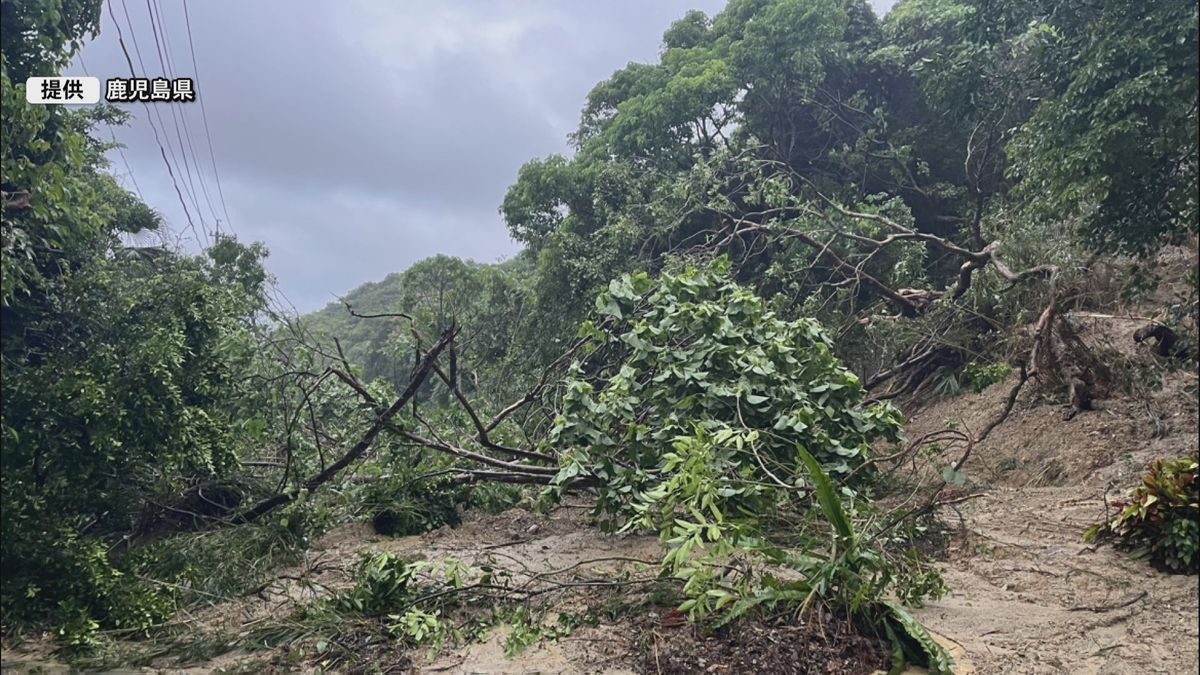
[221,250,1128,674]
[231,326,460,524]
[309,262,956,672]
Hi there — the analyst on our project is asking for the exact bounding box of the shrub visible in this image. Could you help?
[0,517,173,645]
[335,552,424,616]
[962,361,1012,393]
[359,458,523,537]
[547,260,904,524]
[1085,457,1199,574]
[0,243,269,636]
[363,473,465,537]
[542,262,951,672]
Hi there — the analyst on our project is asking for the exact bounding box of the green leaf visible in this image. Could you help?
[795,443,855,547]
[941,466,967,487]
[597,294,624,319]
[882,600,954,675]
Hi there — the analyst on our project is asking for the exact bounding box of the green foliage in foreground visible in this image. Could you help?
[5,0,1196,664]
[1086,458,1199,574]
[549,260,904,521]
[0,242,271,639]
[1,0,274,637]
[541,263,950,671]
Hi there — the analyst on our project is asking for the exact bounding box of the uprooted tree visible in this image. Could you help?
[224,262,961,669]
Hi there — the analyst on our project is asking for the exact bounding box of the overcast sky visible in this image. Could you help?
[67,1,896,313]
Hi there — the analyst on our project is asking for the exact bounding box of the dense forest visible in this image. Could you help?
[2,0,1197,672]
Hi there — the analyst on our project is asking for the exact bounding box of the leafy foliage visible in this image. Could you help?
[1006,0,1199,254]
[1086,458,1199,574]
[302,253,538,400]
[4,0,1197,666]
[0,0,100,82]
[961,361,1012,393]
[359,455,528,538]
[335,552,426,617]
[540,263,948,669]
[1,0,274,638]
[502,606,579,658]
[0,242,271,629]
[548,260,904,521]
[363,473,465,537]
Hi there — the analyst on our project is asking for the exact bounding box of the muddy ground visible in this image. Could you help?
[6,363,1194,674]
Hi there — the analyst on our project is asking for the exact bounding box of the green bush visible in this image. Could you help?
[359,457,523,537]
[125,523,303,609]
[1,241,270,636]
[363,473,465,537]
[335,552,424,616]
[540,263,950,672]
[547,260,904,525]
[962,361,1013,394]
[0,514,173,645]
[1085,457,1199,574]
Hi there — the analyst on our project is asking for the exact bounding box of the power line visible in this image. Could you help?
[182,0,235,236]
[144,0,221,234]
[112,0,205,246]
[107,0,206,247]
[115,0,287,315]
[121,0,208,244]
[77,52,145,202]
[151,0,222,235]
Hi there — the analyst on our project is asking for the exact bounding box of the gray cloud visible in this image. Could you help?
[67,1,895,312]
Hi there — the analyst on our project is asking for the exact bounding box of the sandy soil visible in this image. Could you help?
[5,368,1196,675]
[914,488,1198,675]
[898,306,1200,674]
[180,502,667,642]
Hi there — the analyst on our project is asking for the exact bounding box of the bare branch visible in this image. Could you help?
[232,326,459,524]
[341,300,413,322]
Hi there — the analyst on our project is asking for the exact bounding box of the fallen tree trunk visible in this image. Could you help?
[231,326,459,524]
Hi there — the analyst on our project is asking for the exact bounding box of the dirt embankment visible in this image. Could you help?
[901,305,1199,674]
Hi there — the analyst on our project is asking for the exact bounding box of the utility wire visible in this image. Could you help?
[144,0,202,213]
[145,0,221,234]
[152,0,222,234]
[77,52,145,202]
[182,0,236,236]
[127,0,207,241]
[109,0,208,247]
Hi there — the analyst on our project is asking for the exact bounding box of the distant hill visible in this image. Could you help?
[300,252,537,391]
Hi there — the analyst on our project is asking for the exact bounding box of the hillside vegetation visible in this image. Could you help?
[1,0,1196,672]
